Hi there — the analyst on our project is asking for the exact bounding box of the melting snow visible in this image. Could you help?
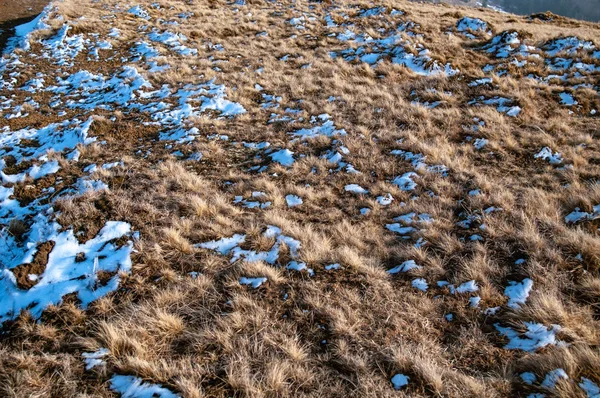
[564,206,600,223]
[505,278,533,308]
[4,6,50,53]
[559,92,577,106]
[495,322,563,351]
[110,375,179,398]
[331,23,459,76]
[454,280,479,294]
[473,138,488,150]
[388,260,421,274]
[456,17,491,37]
[482,31,523,58]
[269,149,295,167]
[376,193,394,206]
[469,96,521,117]
[391,373,409,390]
[195,234,246,255]
[83,348,109,370]
[197,226,302,266]
[469,296,481,308]
[345,184,368,194]
[0,221,134,323]
[286,194,303,207]
[541,368,569,389]
[128,5,150,20]
[358,7,387,18]
[287,260,313,275]
[521,372,537,385]
[412,278,428,291]
[580,378,600,397]
[543,37,595,57]
[534,147,563,165]
[239,277,267,288]
[392,172,418,191]
[291,117,346,140]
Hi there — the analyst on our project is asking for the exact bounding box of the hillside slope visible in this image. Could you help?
[0,0,599,396]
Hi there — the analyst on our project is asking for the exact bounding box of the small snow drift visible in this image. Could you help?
[0,221,135,323]
[456,17,492,38]
[110,375,180,398]
[495,322,564,351]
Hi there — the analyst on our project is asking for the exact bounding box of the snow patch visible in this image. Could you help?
[505,278,533,308]
[110,375,179,398]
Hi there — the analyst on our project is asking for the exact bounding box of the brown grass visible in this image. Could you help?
[0,0,599,397]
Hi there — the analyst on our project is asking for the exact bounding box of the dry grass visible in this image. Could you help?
[0,0,599,396]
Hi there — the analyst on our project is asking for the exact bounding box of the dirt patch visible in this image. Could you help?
[11,241,55,290]
[0,0,49,52]
[0,0,48,24]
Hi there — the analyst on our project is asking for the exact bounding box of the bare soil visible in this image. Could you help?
[0,0,49,52]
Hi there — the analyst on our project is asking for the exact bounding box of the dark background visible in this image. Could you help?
[492,0,600,22]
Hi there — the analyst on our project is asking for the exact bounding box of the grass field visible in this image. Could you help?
[0,0,599,397]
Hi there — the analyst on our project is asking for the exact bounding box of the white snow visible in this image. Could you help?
[291,119,346,140]
[580,378,600,397]
[534,147,563,165]
[392,172,418,191]
[456,17,491,37]
[195,234,246,255]
[388,260,421,274]
[564,205,600,223]
[541,368,569,389]
[269,149,295,167]
[110,375,179,398]
[455,280,478,294]
[521,372,537,385]
[344,184,368,194]
[412,278,428,291]
[559,92,577,106]
[239,277,267,288]
[0,221,134,323]
[196,226,302,266]
[495,322,563,351]
[391,373,409,390]
[505,278,533,308]
[286,194,303,207]
[82,348,109,370]
[376,193,394,206]
[128,5,150,20]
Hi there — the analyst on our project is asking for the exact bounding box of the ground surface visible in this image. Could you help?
[0,0,49,50]
[0,0,48,23]
[0,0,599,397]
